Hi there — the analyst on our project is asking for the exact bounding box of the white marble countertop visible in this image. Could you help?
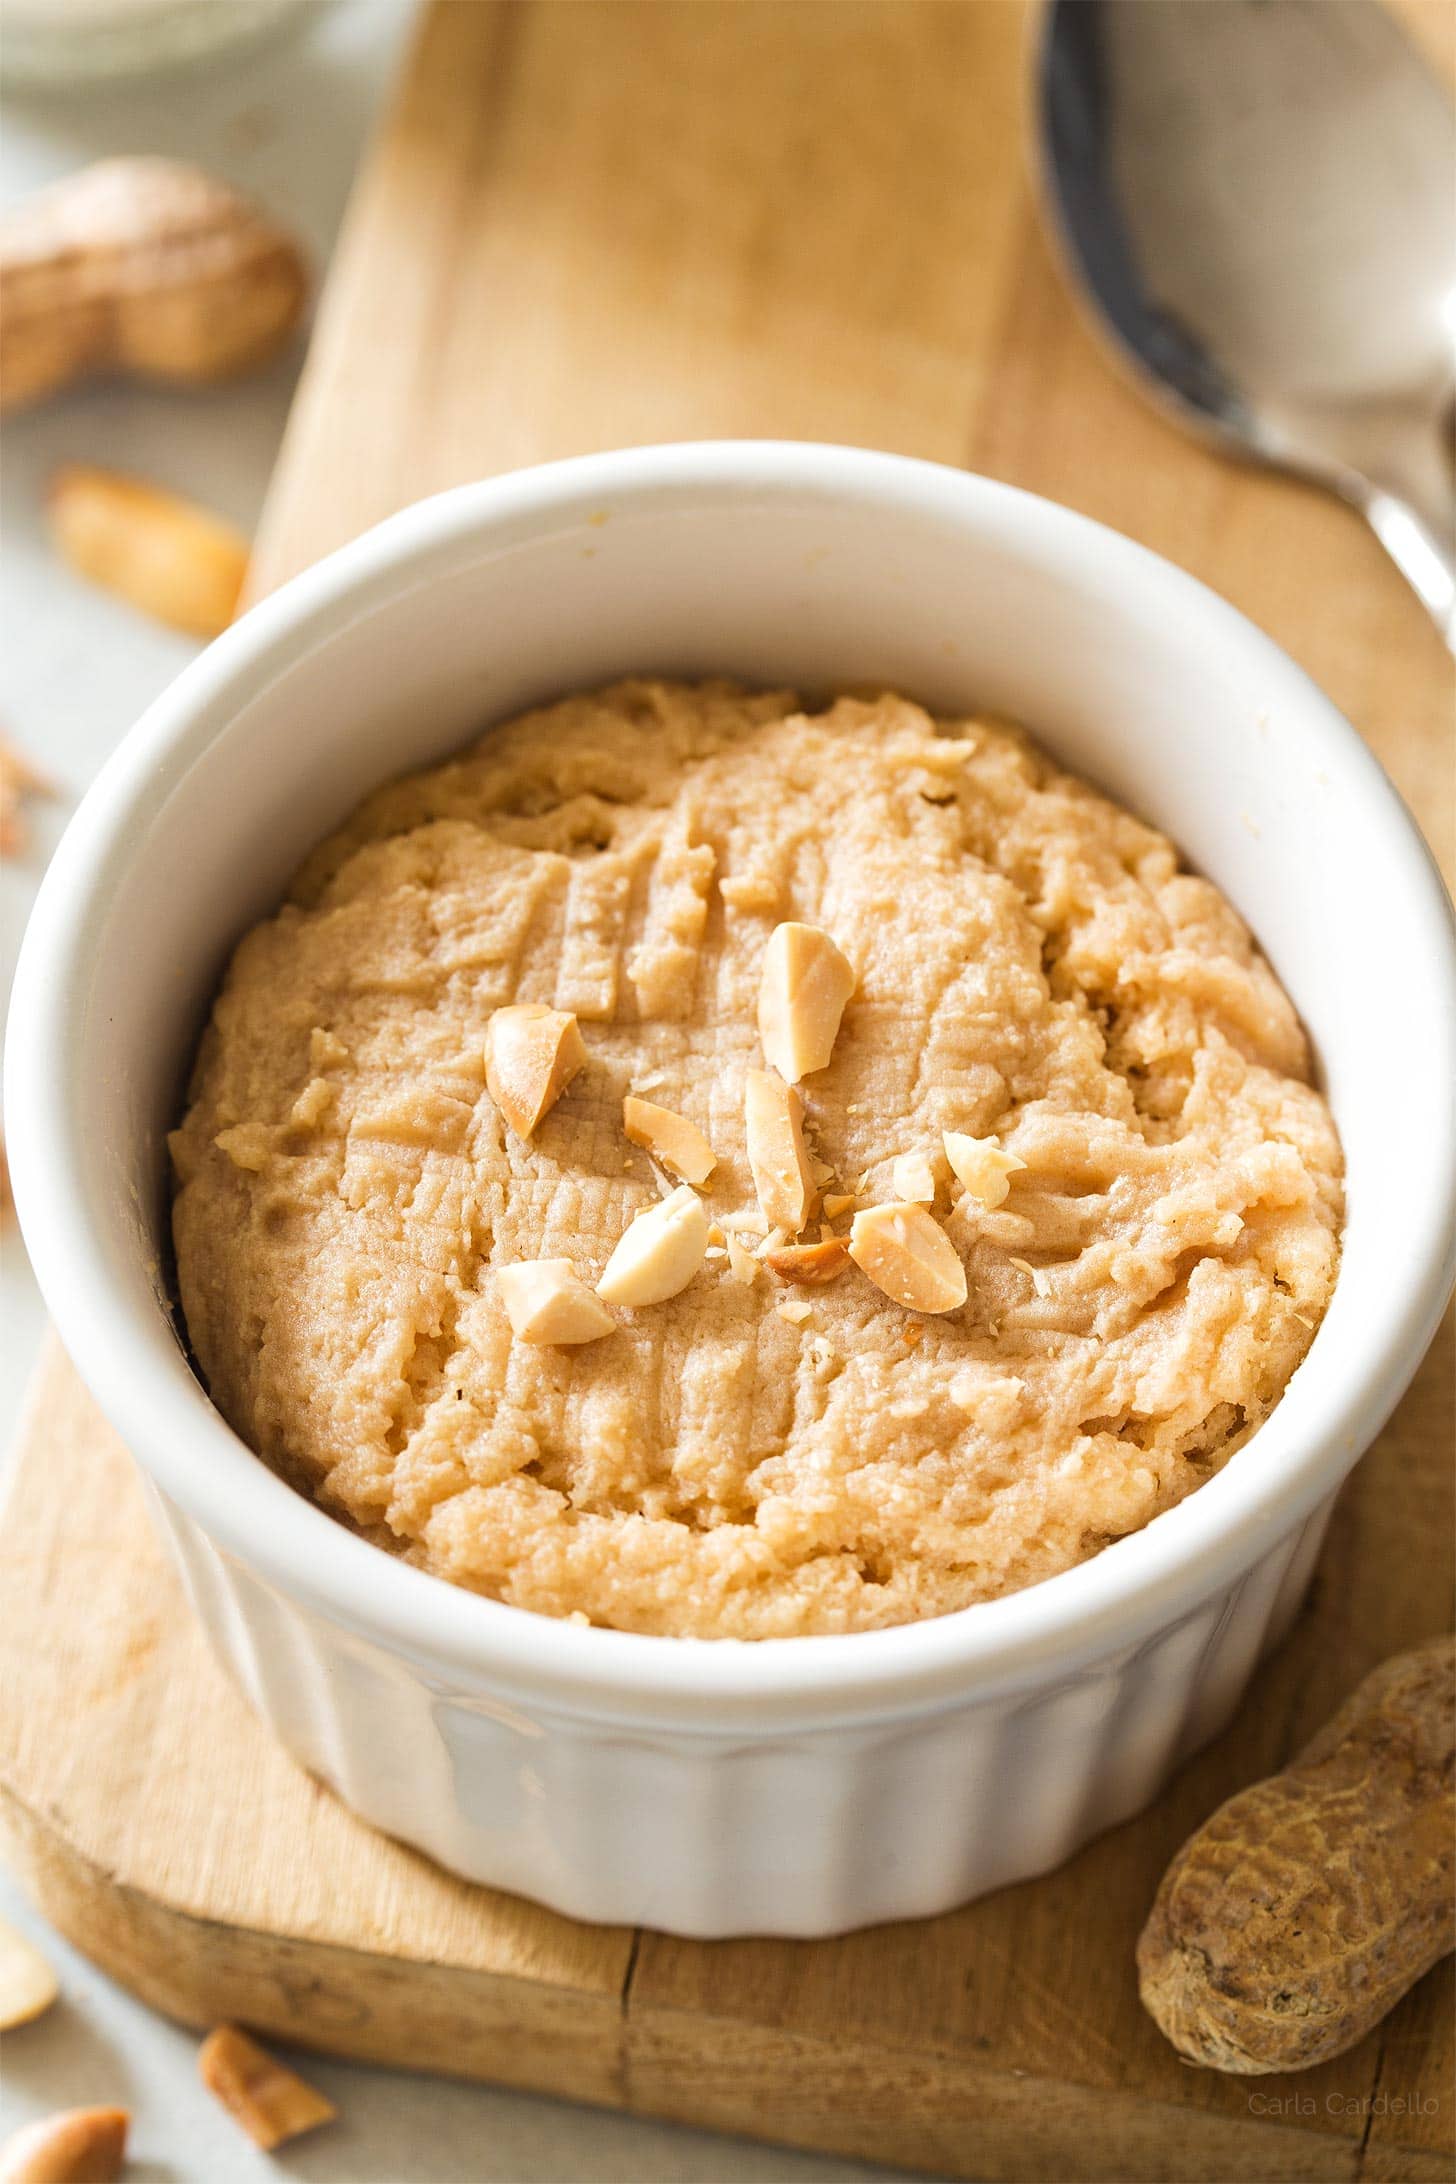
[0,8,914,2178]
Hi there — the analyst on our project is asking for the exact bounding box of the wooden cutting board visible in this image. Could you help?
[3,6,1453,2179]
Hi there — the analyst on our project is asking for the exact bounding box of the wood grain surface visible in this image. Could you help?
[3,6,1452,2180]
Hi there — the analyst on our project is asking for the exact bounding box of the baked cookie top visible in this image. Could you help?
[170,680,1342,1638]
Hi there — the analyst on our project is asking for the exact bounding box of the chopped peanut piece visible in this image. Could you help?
[0,736,55,860]
[725,1233,759,1284]
[822,1191,858,1218]
[198,2025,335,2151]
[0,2107,128,2183]
[891,1150,937,1204]
[596,1184,708,1306]
[485,1004,585,1140]
[943,1130,1026,1210]
[776,1299,812,1324]
[623,1096,716,1185]
[496,1260,614,1345]
[848,1202,968,1314]
[744,1067,817,1234]
[719,871,781,913]
[0,1918,58,2031]
[765,1238,849,1285]
[47,465,247,637]
[756,922,856,1082]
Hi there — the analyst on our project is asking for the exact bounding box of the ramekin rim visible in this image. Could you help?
[7,440,1455,1725]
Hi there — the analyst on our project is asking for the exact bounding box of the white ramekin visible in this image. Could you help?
[7,445,1455,1937]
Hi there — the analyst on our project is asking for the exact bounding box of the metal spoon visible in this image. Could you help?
[1036,0,1456,649]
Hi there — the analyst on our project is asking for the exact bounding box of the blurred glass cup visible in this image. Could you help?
[1,0,324,88]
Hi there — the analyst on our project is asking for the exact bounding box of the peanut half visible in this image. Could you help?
[757,922,856,1083]
[744,1068,816,1235]
[0,1917,58,2032]
[943,1130,1026,1210]
[496,1261,614,1345]
[47,466,248,638]
[0,2107,129,2183]
[596,1184,709,1307]
[197,2024,336,2151]
[485,1004,585,1140]
[765,1238,849,1285]
[623,1096,716,1185]
[848,1202,968,1313]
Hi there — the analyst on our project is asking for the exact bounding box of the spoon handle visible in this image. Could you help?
[1337,410,1456,655]
[1358,492,1456,655]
